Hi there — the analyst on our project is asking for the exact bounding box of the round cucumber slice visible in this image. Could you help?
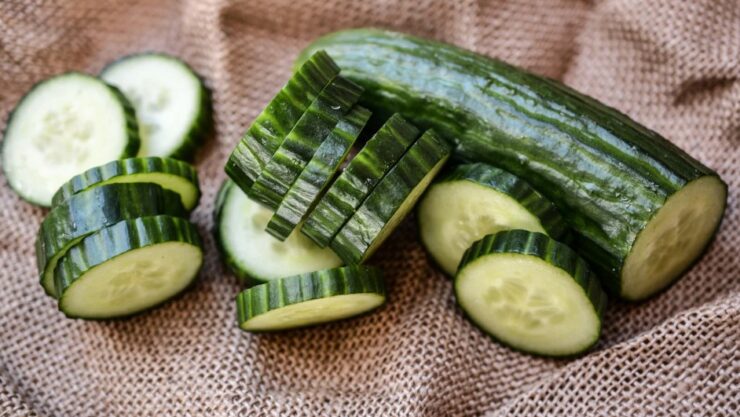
[455,230,606,357]
[215,180,342,284]
[2,72,139,206]
[237,266,385,332]
[51,157,200,210]
[101,53,211,160]
[56,215,203,319]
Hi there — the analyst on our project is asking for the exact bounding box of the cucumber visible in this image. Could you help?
[36,183,186,298]
[236,266,385,332]
[249,76,363,209]
[1,72,139,206]
[225,51,340,191]
[214,180,342,284]
[101,53,211,160]
[55,215,202,319]
[298,29,728,300]
[266,106,370,240]
[51,157,200,210]
[302,114,420,247]
[418,163,566,276]
[332,129,450,264]
[455,230,606,357]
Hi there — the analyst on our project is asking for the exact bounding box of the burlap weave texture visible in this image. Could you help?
[0,1,738,416]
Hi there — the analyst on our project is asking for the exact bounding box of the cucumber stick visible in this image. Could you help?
[455,230,606,357]
[2,72,139,206]
[56,215,203,319]
[299,29,727,300]
[101,53,212,160]
[418,163,566,275]
[51,157,200,210]
[249,76,363,209]
[237,266,385,332]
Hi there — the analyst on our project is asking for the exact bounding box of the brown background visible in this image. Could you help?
[0,1,738,416]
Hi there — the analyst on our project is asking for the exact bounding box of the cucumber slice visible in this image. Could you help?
[225,51,340,191]
[215,180,342,284]
[55,215,203,319]
[100,53,211,160]
[332,129,450,264]
[2,72,139,206]
[302,114,420,247]
[236,266,385,332]
[51,157,200,210]
[418,163,566,276]
[37,183,186,298]
[266,106,371,240]
[249,76,363,209]
[455,230,606,357]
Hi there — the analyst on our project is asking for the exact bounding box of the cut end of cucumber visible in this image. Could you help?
[96,172,199,211]
[621,175,726,300]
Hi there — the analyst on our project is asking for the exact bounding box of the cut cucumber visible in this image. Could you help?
[455,229,606,357]
[225,51,340,191]
[302,114,420,247]
[418,163,566,275]
[332,129,450,264]
[214,180,342,284]
[55,215,203,319]
[2,72,140,206]
[236,266,385,332]
[51,157,200,210]
[37,183,186,298]
[266,106,371,240]
[249,76,363,209]
[100,53,211,160]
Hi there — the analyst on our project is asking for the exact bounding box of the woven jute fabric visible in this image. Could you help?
[0,1,738,416]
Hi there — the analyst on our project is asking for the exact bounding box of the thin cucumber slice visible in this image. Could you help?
[37,183,186,298]
[51,157,200,210]
[214,180,342,285]
[55,215,203,319]
[2,72,139,206]
[332,129,450,264]
[249,76,363,209]
[236,266,385,332]
[455,230,606,357]
[302,114,420,247]
[225,51,340,191]
[100,53,211,160]
[266,106,371,240]
[418,163,566,276]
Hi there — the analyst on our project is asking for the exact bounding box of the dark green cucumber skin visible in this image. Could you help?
[225,51,340,192]
[298,29,727,297]
[51,156,200,209]
[249,76,363,209]
[236,265,385,332]
[457,229,607,357]
[332,129,450,264]
[213,179,254,285]
[37,183,187,297]
[302,113,420,247]
[55,215,203,320]
[267,106,371,240]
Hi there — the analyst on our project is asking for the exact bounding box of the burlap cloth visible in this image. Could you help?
[0,1,738,416]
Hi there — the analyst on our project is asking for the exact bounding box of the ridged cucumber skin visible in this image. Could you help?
[37,183,187,298]
[236,266,385,332]
[298,29,727,298]
[457,229,607,357]
[1,72,140,207]
[51,157,200,210]
[266,106,371,240]
[225,51,340,192]
[332,129,451,264]
[249,76,363,209]
[302,113,420,247]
